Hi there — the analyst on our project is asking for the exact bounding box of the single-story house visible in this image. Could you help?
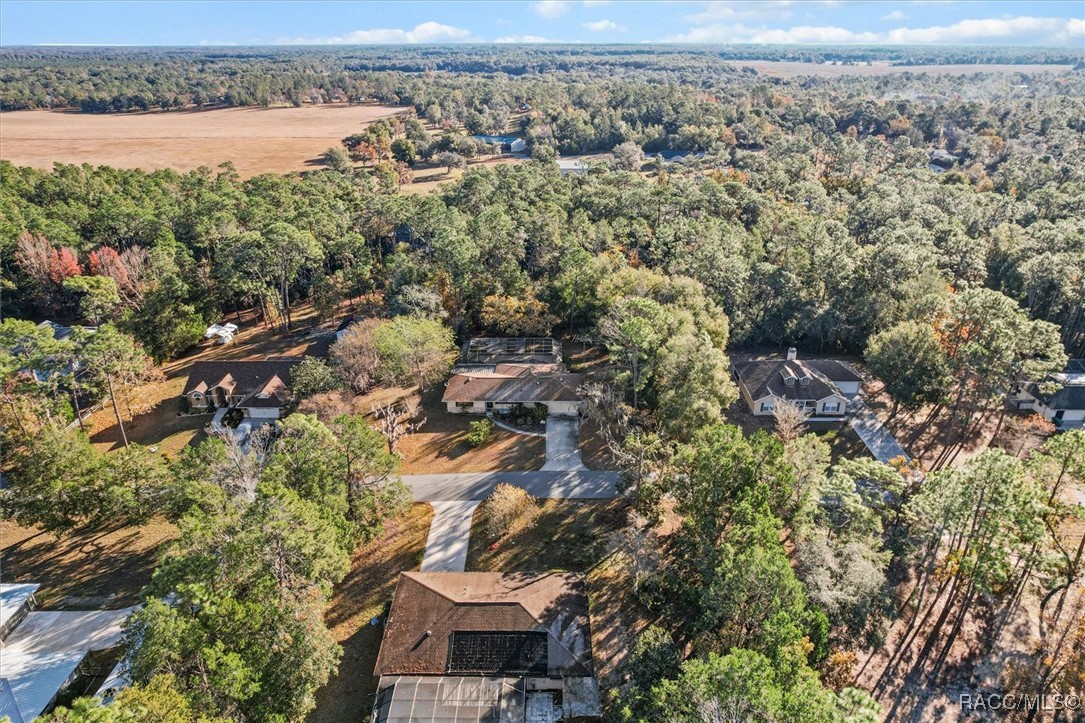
[929,148,958,169]
[1012,359,1085,429]
[556,158,590,175]
[372,571,600,723]
[472,135,527,154]
[38,320,98,343]
[732,348,862,418]
[643,149,707,163]
[443,364,583,417]
[182,360,300,419]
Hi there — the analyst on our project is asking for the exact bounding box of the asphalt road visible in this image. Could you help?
[403,470,620,502]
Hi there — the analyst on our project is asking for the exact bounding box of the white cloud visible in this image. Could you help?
[882,10,908,21]
[285,21,471,44]
[534,1,571,18]
[582,19,625,32]
[666,15,1084,45]
[495,34,554,43]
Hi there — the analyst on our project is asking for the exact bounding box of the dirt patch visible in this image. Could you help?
[309,503,433,723]
[586,555,658,690]
[466,498,627,574]
[1,104,402,178]
[399,155,526,195]
[0,518,177,609]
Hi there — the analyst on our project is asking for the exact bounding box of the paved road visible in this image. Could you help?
[848,398,910,463]
[404,471,620,502]
[420,500,481,572]
[540,416,587,471]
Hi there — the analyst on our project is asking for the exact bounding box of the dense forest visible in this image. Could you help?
[3,46,1085,723]
[2,44,1083,112]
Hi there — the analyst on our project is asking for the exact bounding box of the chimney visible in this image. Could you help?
[786,347,798,361]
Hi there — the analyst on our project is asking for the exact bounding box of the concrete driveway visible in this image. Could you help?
[848,398,910,463]
[541,416,587,471]
[404,471,619,502]
[420,500,481,572]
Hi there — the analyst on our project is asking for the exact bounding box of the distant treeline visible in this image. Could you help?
[1,44,1083,112]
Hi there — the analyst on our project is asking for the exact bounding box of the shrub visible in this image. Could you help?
[466,419,494,448]
[484,483,535,539]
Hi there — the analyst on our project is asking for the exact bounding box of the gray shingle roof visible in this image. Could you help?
[734,359,857,402]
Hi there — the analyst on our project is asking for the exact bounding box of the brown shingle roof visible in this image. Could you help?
[374,572,593,678]
[442,365,583,405]
[734,358,858,402]
[183,360,300,407]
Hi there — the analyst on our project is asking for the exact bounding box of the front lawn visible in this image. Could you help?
[0,518,178,609]
[466,498,628,573]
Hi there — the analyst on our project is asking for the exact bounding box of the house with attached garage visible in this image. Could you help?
[1012,359,1085,429]
[732,348,862,418]
[442,338,584,417]
[182,359,300,420]
[371,571,600,723]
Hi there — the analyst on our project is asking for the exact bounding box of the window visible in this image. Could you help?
[456,402,474,409]
[823,402,840,413]
[760,402,775,413]
[485,402,495,410]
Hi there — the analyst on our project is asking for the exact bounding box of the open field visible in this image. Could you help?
[0,104,401,178]
[739,60,1077,78]
[309,503,433,723]
[0,518,178,609]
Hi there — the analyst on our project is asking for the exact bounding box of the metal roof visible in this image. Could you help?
[0,650,86,722]
[0,584,40,629]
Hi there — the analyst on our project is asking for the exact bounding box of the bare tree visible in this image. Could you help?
[772,400,810,444]
[330,318,382,392]
[207,425,274,503]
[371,400,426,454]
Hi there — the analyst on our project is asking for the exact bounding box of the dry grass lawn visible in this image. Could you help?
[394,392,545,474]
[1,104,401,178]
[466,498,627,574]
[400,155,526,195]
[308,503,433,723]
[0,518,178,609]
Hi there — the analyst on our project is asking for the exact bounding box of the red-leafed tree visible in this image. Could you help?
[48,247,82,285]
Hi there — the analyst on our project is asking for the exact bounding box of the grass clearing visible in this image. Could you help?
[1,104,402,178]
[0,518,178,609]
[309,503,433,723]
[466,498,627,573]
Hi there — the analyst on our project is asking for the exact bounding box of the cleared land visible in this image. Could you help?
[0,104,401,178]
[739,60,1076,78]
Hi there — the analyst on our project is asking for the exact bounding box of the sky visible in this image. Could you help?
[1,1,1082,47]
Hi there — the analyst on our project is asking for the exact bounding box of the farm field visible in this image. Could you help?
[0,104,401,178]
[738,60,1076,77]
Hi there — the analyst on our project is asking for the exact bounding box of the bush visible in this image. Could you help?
[484,483,535,539]
[466,419,494,448]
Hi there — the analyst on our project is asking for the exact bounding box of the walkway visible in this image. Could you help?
[848,398,910,464]
[540,416,587,471]
[420,500,481,572]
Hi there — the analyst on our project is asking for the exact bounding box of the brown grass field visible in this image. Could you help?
[0,104,402,178]
[737,60,1076,78]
